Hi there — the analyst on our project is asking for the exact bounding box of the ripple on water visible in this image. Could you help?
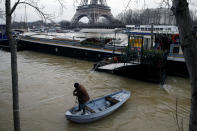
[0,50,191,131]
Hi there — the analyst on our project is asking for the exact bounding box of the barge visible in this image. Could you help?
[18,32,125,61]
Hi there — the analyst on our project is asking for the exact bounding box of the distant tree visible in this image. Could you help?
[58,20,71,28]
[116,8,177,25]
[28,20,46,29]
[29,20,45,26]
[12,21,26,29]
[0,8,5,21]
[12,20,49,29]
[190,10,197,25]
[116,12,125,24]
[112,19,124,25]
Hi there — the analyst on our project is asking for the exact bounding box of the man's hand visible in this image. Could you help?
[73,89,77,96]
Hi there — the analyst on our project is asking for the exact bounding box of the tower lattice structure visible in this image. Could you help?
[71,0,114,25]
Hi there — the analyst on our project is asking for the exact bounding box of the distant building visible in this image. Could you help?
[126,25,178,33]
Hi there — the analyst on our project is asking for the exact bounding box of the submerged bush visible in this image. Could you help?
[141,49,167,68]
[80,38,110,47]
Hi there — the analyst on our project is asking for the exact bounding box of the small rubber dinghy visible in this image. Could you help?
[65,90,130,123]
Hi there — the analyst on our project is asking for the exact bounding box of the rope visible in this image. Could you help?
[81,62,100,84]
[74,62,100,104]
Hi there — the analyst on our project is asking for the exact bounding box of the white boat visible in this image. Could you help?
[65,90,130,123]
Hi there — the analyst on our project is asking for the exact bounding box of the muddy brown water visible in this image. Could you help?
[0,50,190,131]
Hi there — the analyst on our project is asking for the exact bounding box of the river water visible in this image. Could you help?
[0,50,191,131]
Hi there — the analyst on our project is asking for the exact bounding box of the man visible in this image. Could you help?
[73,83,90,114]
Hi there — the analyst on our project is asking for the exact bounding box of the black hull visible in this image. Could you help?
[166,60,188,77]
[95,63,166,84]
[18,40,118,62]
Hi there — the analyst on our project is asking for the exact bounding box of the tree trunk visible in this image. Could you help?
[172,0,197,131]
[5,0,21,131]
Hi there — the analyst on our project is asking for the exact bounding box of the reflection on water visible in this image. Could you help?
[0,50,190,131]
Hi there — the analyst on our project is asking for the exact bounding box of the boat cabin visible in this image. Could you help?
[127,31,152,50]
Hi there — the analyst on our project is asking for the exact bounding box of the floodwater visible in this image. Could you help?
[0,50,191,131]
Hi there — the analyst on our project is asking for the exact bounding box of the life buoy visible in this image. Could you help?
[172,34,179,43]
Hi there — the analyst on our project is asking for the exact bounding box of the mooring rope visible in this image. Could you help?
[79,62,102,105]
[81,62,100,84]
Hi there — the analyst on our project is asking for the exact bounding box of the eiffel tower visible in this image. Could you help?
[71,0,114,25]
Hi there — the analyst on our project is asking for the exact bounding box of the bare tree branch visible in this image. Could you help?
[18,2,47,19]
[57,0,66,9]
[10,0,21,15]
[10,1,50,21]
[9,0,67,23]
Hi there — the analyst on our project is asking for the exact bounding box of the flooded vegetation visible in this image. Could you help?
[0,50,190,131]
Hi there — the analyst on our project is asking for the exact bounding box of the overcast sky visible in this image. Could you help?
[0,0,197,23]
